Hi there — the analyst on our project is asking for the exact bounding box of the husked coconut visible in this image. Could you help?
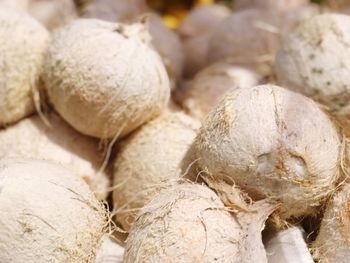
[81,0,148,22]
[148,14,184,88]
[113,112,200,230]
[195,85,341,220]
[0,158,107,263]
[124,184,276,263]
[178,4,231,38]
[96,236,124,263]
[0,8,50,126]
[175,62,262,119]
[233,0,308,12]
[312,183,350,263]
[276,14,350,136]
[0,113,109,200]
[43,19,170,139]
[180,5,230,77]
[28,0,77,30]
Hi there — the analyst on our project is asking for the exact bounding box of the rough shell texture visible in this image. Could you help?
[233,0,308,11]
[0,158,107,263]
[43,19,170,139]
[96,236,124,263]
[312,183,350,263]
[124,184,274,263]
[178,4,231,38]
[0,113,110,200]
[195,84,341,220]
[82,0,148,22]
[28,0,77,30]
[0,8,50,126]
[175,62,262,120]
[148,14,184,88]
[113,112,200,230]
[276,14,350,135]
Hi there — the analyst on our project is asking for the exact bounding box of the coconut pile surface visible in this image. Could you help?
[1,0,350,262]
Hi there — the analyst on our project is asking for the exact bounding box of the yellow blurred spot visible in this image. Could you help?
[163,15,180,28]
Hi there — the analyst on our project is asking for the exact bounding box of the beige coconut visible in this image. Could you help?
[0,158,107,263]
[28,0,77,30]
[123,184,275,263]
[312,183,350,262]
[180,5,230,78]
[112,112,200,230]
[0,8,50,126]
[43,19,170,139]
[178,4,231,39]
[81,0,148,22]
[0,113,109,200]
[195,84,341,220]
[233,0,308,11]
[276,14,350,136]
[175,62,262,120]
[148,14,184,88]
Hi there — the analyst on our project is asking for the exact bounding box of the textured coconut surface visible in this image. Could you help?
[0,158,107,263]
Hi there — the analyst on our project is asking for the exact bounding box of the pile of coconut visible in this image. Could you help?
[1,0,350,262]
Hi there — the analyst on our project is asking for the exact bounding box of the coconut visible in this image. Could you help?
[28,0,77,30]
[195,84,341,221]
[148,14,184,88]
[0,113,110,200]
[0,8,50,126]
[43,19,170,139]
[0,158,107,263]
[81,0,148,22]
[312,183,350,262]
[112,111,200,230]
[175,62,262,120]
[178,4,231,39]
[123,184,275,263]
[179,5,230,78]
[276,14,350,136]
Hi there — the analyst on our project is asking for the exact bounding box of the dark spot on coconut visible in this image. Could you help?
[326,81,331,86]
[311,68,323,74]
[316,38,323,47]
[308,54,315,60]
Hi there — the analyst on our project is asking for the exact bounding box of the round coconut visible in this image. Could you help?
[96,236,124,263]
[28,0,77,30]
[0,8,50,126]
[175,62,262,120]
[276,14,350,136]
[124,184,275,263]
[112,111,200,230]
[148,14,184,88]
[233,0,308,12]
[178,4,231,39]
[0,158,107,263]
[312,183,350,262]
[81,0,148,22]
[195,84,341,220]
[43,19,170,139]
[0,113,110,200]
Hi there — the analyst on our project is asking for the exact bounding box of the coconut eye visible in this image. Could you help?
[257,153,275,174]
[288,155,308,178]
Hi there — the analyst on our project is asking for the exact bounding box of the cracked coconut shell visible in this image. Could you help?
[0,113,110,200]
[0,158,107,263]
[0,8,50,126]
[123,184,276,263]
[43,19,170,139]
[113,111,200,230]
[195,84,341,220]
